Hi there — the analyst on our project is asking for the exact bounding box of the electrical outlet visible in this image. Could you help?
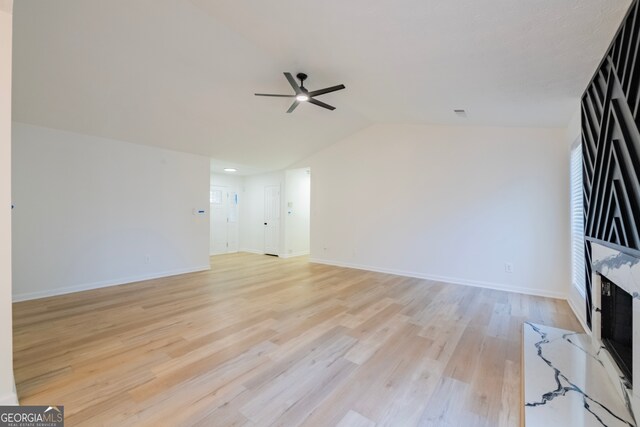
[145,255,151,264]
[504,263,513,273]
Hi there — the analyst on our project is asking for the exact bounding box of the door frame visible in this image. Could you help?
[264,185,280,256]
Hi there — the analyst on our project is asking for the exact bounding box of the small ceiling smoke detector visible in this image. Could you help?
[224,168,237,172]
[454,109,467,117]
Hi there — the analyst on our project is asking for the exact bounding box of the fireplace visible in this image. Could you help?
[600,275,633,384]
[590,242,640,419]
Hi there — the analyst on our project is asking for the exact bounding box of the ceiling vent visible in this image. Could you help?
[454,109,467,117]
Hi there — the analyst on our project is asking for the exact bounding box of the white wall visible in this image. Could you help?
[240,171,285,254]
[300,123,570,298]
[12,123,211,301]
[0,1,17,405]
[284,168,310,257]
[211,173,243,189]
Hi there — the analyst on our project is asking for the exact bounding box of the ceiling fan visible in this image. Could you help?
[255,72,346,113]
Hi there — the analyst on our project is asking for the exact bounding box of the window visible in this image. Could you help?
[571,142,586,297]
[210,189,222,204]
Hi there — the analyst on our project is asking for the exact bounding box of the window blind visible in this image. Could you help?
[571,144,586,297]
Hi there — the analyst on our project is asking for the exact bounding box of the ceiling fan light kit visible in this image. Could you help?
[255,72,346,113]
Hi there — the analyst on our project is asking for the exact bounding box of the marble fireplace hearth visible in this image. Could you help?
[523,322,635,426]
[591,242,640,420]
[522,241,640,426]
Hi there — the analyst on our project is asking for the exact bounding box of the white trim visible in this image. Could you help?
[280,251,310,259]
[566,293,590,335]
[12,265,211,302]
[309,258,567,300]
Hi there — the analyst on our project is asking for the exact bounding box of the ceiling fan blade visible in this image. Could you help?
[255,93,295,97]
[308,98,336,111]
[308,84,346,97]
[286,101,300,113]
[284,72,302,94]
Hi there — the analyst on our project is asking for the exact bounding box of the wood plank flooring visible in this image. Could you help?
[13,253,582,426]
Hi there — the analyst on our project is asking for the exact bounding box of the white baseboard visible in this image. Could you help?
[12,265,211,302]
[309,258,567,300]
[280,251,310,259]
[239,248,265,255]
[0,392,18,405]
[567,294,590,335]
[0,379,18,405]
[210,251,239,256]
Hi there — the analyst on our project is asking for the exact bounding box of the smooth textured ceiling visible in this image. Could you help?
[12,0,631,171]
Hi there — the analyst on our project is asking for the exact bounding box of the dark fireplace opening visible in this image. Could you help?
[601,274,633,385]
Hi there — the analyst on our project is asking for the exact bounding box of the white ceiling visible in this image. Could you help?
[210,158,266,176]
[12,0,631,171]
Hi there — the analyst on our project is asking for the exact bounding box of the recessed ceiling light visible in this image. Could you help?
[224,168,237,172]
[296,94,309,102]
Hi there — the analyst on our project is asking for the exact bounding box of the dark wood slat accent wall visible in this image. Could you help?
[582,0,640,328]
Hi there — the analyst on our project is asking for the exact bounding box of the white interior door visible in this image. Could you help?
[264,185,280,256]
[210,186,240,255]
[227,190,239,252]
[210,186,228,255]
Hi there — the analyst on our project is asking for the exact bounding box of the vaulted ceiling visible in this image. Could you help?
[12,0,631,171]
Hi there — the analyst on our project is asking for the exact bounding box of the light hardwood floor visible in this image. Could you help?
[13,253,582,426]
